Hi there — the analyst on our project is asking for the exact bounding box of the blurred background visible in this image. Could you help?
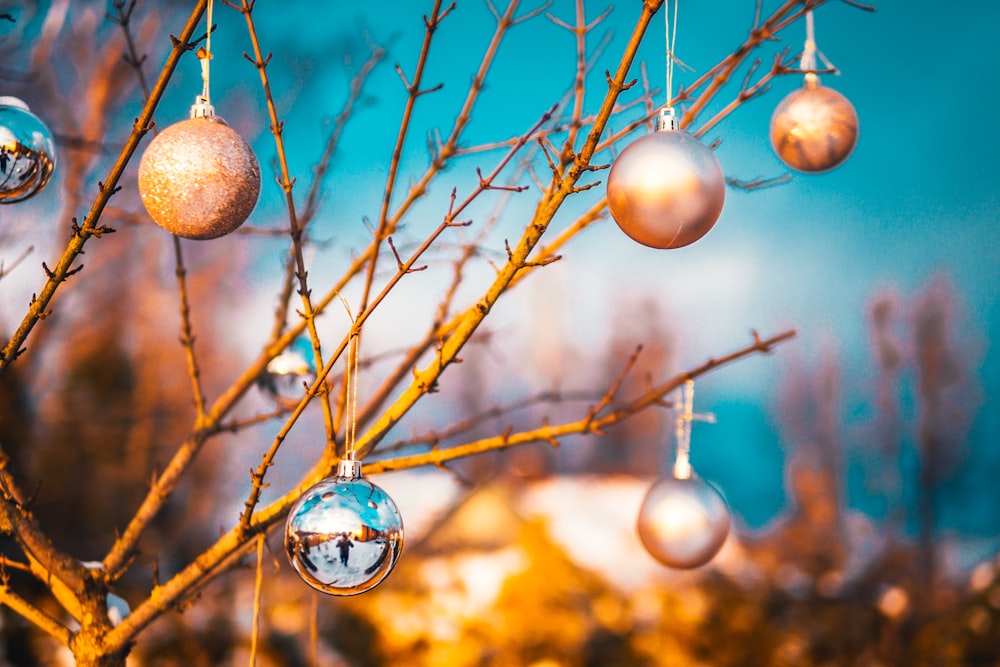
[0,0,997,664]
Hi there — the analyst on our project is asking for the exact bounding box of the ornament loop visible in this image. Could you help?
[655,107,680,133]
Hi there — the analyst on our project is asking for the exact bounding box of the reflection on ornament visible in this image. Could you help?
[259,337,317,405]
[285,458,403,596]
[138,100,260,239]
[636,473,730,569]
[0,96,56,204]
[770,74,858,173]
[607,108,725,249]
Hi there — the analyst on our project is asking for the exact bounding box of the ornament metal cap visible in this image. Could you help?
[655,107,681,132]
[337,457,363,480]
[0,96,31,112]
[189,95,216,119]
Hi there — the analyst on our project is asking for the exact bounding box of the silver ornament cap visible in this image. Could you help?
[138,106,261,240]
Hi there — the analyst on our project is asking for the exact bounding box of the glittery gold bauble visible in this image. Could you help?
[770,74,859,173]
[138,115,260,240]
[607,122,725,249]
[636,474,730,569]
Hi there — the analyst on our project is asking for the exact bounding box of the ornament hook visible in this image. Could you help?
[672,379,716,480]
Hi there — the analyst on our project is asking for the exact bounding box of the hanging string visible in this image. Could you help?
[344,328,361,462]
[664,0,679,108]
[801,10,838,77]
[673,379,694,479]
[199,0,214,106]
[801,9,817,73]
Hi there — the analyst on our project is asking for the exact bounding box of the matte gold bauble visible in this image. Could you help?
[770,74,859,173]
[636,474,730,569]
[607,111,725,249]
[138,114,260,240]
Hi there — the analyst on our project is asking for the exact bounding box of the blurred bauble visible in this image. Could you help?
[138,113,260,239]
[770,74,859,173]
[607,112,725,249]
[0,96,57,204]
[285,460,403,596]
[636,474,730,569]
[259,337,316,405]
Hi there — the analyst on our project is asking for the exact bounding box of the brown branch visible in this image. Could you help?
[270,41,386,344]
[351,0,665,461]
[236,0,338,455]
[173,236,207,422]
[366,329,797,472]
[0,0,209,369]
[0,586,71,644]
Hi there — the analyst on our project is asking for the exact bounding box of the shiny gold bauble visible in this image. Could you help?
[770,74,859,173]
[138,115,260,240]
[607,128,725,249]
[636,474,730,569]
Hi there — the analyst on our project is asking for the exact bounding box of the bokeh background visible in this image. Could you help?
[0,0,998,664]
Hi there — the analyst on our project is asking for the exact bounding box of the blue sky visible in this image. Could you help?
[179,0,999,537]
[11,1,997,541]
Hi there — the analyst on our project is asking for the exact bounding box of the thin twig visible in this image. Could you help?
[365,329,797,472]
[0,0,209,369]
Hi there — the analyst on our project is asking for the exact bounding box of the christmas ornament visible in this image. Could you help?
[607,109,725,249]
[259,337,317,405]
[636,380,731,569]
[138,3,260,239]
[137,100,260,239]
[607,1,725,249]
[770,10,858,173]
[637,473,730,569]
[0,96,56,204]
[285,458,403,596]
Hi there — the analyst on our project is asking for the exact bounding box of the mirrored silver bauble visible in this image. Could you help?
[138,113,260,239]
[636,474,730,569]
[0,97,56,204]
[770,74,859,173]
[607,111,725,249]
[285,461,403,596]
[259,338,317,405]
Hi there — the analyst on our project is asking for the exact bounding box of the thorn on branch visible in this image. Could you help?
[98,180,123,197]
[570,181,600,194]
[416,82,444,97]
[387,237,428,273]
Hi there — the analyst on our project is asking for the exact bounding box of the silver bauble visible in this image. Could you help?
[138,114,260,239]
[285,460,403,596]
[259,338,317,406]
[770,74,859,173]
[607,114,725,249]
[0,96,56,204]
[636,474,730,569]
